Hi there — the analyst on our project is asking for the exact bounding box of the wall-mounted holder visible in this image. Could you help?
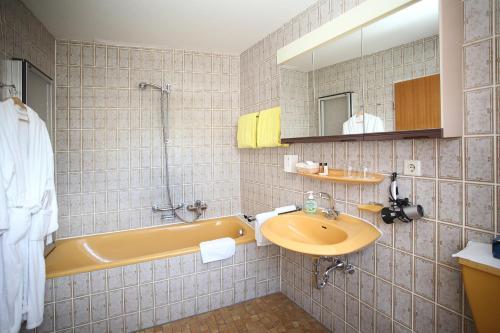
[297,168,384,185]
[314,257,355,289]
[357,202,384,213]
[380,172,423,224]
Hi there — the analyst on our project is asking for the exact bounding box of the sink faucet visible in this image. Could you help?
[314,192,339,219]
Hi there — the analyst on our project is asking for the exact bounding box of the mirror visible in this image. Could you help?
[279,52,314,138]
[280,29,362,138]
[313,29,363,137]
[360,0,439,134]
[279,0,440,141]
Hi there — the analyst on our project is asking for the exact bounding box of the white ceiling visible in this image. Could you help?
[22,0,316,54]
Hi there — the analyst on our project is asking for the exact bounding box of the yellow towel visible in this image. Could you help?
[237,112,259,148]
[257,107,287,148]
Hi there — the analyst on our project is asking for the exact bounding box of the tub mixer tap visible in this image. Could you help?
[186,200,208,217]
[152,203,184,220]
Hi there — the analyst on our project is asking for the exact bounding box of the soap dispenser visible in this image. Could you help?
[304,191,317,214]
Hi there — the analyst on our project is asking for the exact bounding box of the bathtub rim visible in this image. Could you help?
[45,215,255,279]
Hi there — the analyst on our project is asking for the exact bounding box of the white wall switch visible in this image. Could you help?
[284,155,298,173]
[404,160,422,176]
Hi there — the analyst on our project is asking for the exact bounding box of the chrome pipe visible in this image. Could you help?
[314,257,355,289]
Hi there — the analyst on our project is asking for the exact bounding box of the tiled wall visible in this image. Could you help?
[54,40,241,239]
[38,243,280,332]
[0,0,55,96]
[240,0,499,332]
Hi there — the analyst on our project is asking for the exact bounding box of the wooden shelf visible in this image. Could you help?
[357,204,384,213]
[297,169,384,184]
[280,128,443,144]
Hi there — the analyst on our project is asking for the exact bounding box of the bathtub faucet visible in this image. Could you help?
[152,203,184,220]
[186,200,208,219]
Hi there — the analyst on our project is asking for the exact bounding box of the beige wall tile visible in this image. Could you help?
[437,223,463,268]
[413,296,435,333]
[415,219,436,260]
[465,136,494,182]
[438,181,463,224]
[465,0,493,42]
[465,183,495,230]
[393,286,412,328]
[464,39,493,89]
[465,88,494,134]
[437,265,462,312]
[414,257,435,300]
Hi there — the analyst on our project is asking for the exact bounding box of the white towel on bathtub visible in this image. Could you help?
[255,211,277,247]
[199,237,236,264]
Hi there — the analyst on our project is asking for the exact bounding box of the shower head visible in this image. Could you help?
[138,82,171,93]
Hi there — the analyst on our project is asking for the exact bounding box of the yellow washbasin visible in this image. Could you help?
[261,211,381,256]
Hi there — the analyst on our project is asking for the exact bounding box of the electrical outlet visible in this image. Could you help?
[404,160,422,176]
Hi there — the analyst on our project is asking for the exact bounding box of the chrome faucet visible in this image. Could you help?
[314,192,339,219]
[153,200,208,221]
[152,203,184,220]
[186,200,208,216]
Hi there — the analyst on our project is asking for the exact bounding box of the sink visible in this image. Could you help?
[261,211,381,256]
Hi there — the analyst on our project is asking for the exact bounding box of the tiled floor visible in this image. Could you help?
[137,293,328,333]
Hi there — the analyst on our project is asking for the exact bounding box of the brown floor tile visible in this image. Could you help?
[136,293,328,333]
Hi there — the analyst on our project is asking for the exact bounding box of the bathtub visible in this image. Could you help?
[45,216,255,278]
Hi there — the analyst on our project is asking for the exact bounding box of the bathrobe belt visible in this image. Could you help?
[4,208,31,244]
[5,203,47,244]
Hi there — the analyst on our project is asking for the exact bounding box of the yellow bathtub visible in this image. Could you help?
[45,216,255,279]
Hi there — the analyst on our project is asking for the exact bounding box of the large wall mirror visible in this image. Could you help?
[280,29,362,138]
[279,0,462,143]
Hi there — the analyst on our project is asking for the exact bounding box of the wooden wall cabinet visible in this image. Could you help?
[395,74,441,131]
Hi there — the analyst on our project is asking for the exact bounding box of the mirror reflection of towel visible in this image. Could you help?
[342,113,384,134]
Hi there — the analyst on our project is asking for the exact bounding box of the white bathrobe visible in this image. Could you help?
[0,99,58,332]
[342,113,385,134]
